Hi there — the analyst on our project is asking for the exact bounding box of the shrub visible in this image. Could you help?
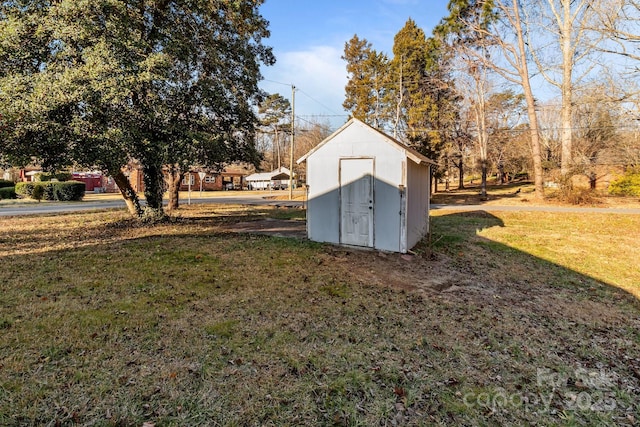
[34,172,73,182]
[0,179,14,188]
[52,181,85,201]
[609,169,640,197]
[14,181,85,201]
[31,184,44,202]
[551,174,601,205]
[0,186,16,199]
[559,187,601,205]
[14,182,35,198]
[42,183,55,200]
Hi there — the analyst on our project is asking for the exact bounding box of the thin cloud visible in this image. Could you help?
[261,45,348,127]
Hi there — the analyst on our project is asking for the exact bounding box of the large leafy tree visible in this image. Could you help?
[0,0,273,218]
[258,93,291,170]
[340,20,459,190]
[342,35,389,128]
[388,19,459,183]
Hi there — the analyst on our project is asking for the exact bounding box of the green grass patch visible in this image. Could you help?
[204,320,238,339]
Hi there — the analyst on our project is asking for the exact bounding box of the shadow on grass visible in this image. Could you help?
[414,210,640,422]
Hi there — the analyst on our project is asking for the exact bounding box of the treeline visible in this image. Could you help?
[341,0,640,199]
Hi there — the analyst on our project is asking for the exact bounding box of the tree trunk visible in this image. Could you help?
[142,162,166,220]
[457,160,465,189]
[560,0,573,180]
[480,159,488,200]
[166,165,183,211]
[445,156,450,192]
[475,94,488,200]
[275,126,281,169]
[112,170,143,217]
[525,101,545,199]
[513,0,545,199]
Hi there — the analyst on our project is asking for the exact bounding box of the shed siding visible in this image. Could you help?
[406,160,430,249]
[306,122,406,251]
[307,157,340,244]
[372,169,402,252]
[303,119,432,253]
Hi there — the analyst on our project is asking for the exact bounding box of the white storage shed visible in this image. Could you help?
[297,118,434,253]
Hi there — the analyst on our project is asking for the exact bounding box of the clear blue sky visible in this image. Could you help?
[258,0,451,129]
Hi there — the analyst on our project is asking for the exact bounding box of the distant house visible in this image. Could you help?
[120,164,250,193]
[72,172,104,192]
[123,162,145,193]
[179,167,249,191]
[1,168,15,181]
[15,163,252,194]
[19,167,42,182]
[245,167,295,190]
[297,118,435,254]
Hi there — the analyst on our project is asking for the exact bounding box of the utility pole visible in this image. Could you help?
[288,85,296,200]
[394,55,403,140]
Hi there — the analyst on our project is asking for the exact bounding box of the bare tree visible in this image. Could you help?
[572,89,619,189]
[536,101,563,170]
[596,0,640,63]
[258,94,291,170]
[292,119,332,182]
[525,0,604,180]
[439,0,546,198]
[468,59,491,198]
[486,90,526,183]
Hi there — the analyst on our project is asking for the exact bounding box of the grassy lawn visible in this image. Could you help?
[0,204,639,426]
[431,181,640,209]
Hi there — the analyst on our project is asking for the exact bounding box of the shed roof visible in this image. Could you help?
[245,172,271,182]
[297,118,437,166]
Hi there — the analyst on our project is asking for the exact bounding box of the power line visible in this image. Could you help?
[297,114,349,118]
[373,125,640,133]
[262,78,346,117]
[262,78,293,87]
[296,88,344,116]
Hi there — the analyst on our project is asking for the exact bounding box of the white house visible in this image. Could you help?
[245,167,295,190]
[297,118,434,253]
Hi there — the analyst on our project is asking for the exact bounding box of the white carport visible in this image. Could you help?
[245,167,294,190]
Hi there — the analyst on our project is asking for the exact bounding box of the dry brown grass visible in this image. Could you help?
[432,181,640,208]
[0,204,638,426]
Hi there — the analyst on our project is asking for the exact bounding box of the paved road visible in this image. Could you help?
[0,194,303,217]
[1,195,638,216]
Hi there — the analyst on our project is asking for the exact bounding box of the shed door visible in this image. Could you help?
[340,158,374,247]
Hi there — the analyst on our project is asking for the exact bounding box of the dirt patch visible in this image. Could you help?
[227,218,307,239]
[222,220,482,295]
[220,219,464,294]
